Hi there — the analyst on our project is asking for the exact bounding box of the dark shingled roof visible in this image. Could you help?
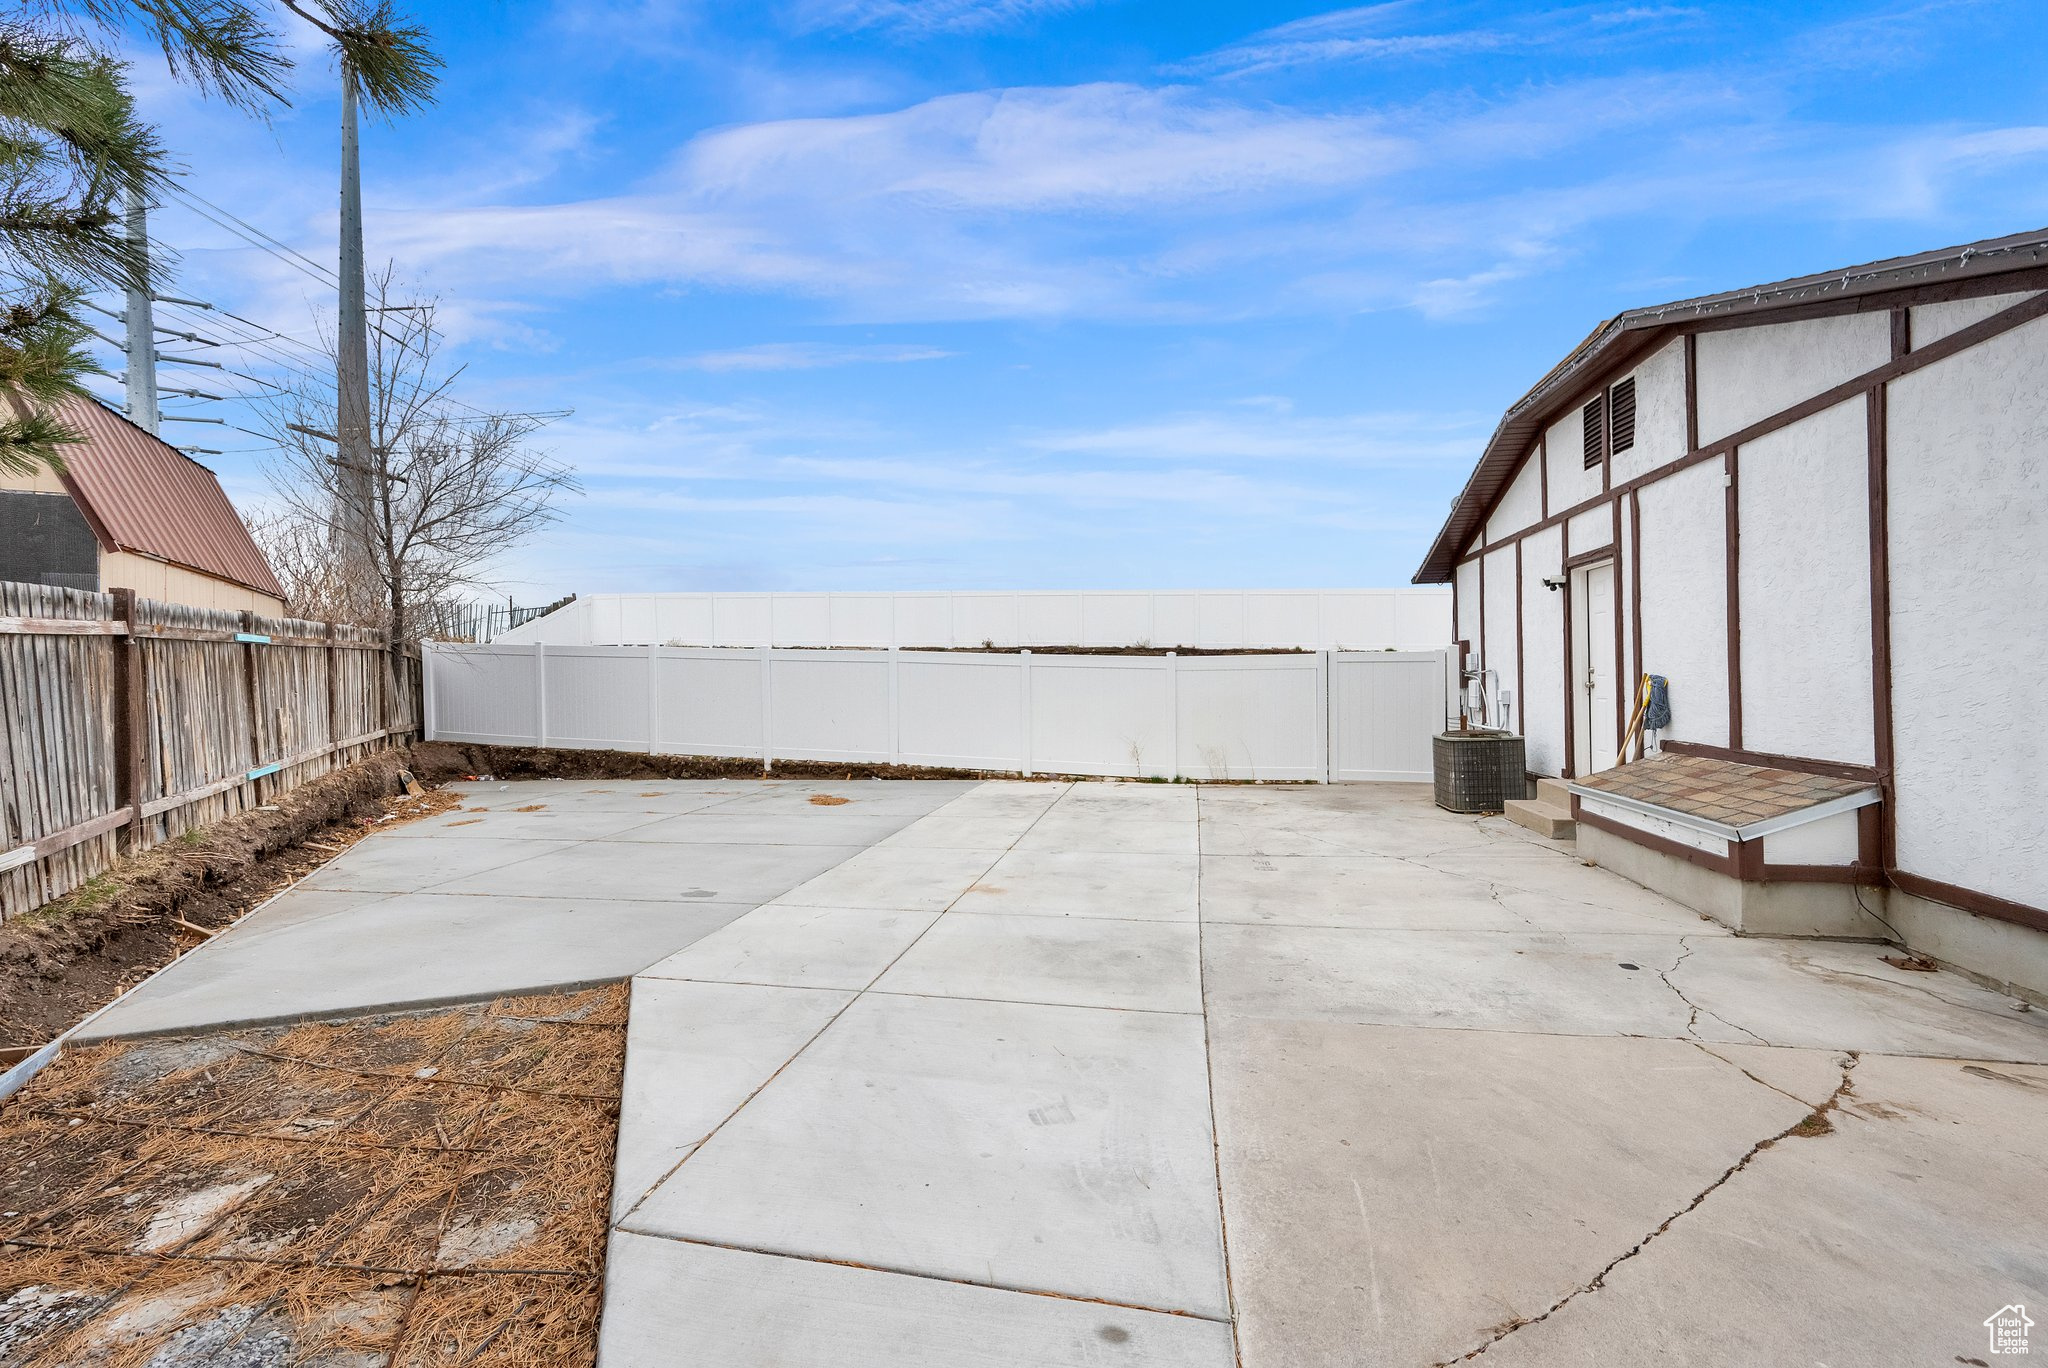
[1413,226,2048,585]
[56,396,285,600]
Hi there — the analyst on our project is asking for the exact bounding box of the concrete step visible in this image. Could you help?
[1535,776,1573,809]
[1505,798,1575,840]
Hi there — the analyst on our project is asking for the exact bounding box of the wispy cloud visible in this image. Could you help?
[1029,408,1485,464]
[668,342,956,370]
[785,0,1092,36]
[1178,1,1705,78]
[1177,6,1512,79]
[677,83,1406,211]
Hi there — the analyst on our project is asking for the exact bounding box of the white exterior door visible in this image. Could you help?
[1576,561,1619,774]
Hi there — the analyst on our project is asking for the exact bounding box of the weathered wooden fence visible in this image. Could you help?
[0,581,422,921]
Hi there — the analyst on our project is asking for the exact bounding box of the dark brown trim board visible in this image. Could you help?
[1890,305,1910,359]
[1760,862,1887,886]
[1611,499,1625,748]
[1538,433,1549,518]
[1563,545,1615,571]
[1432,288,2048,580]
[1514,539,1525,734]
[1724,448,1743,748]
[1858,804,1882,867]
[1683,333,1699,452]
[1561,566,1576,778]
[1889,870,2048,936]
[1477,550,1487,681]
[1660,740,1881,783]
[1451,561,1463,651]
[1628,489,1644,759]
[1675,263,2048,336]
[1867,384,1897,872]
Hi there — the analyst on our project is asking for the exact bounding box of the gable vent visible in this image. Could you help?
[1609,376,1637,455]
[1582,395,1605,469]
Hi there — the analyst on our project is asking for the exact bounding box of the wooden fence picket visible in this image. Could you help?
[0,582,423,921]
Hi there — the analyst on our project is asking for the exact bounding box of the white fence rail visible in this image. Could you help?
[497,588,1452,652]
[426,645,1455,783]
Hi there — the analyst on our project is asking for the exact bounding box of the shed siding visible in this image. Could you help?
[1543,408,1604,513]
[1886,315,2048,912]
[1482,544,1518,728]
[1736,400,1875,766]
[1518,525,1566,776]
[1910,290,2040,349]
[1454,559,1480,649]
[103,552,287,616]
[1635,459,1729,747]
[1485,454,1542,544]
[1695,312,1890,447]
[1607,339,1689,485]
[1566,507,1613,559]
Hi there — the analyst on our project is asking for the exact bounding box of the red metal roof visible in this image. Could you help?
[56,397,285,601]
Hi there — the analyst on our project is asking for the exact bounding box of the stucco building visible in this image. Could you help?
[0,396,284,614]
[1415,228,2048,1000]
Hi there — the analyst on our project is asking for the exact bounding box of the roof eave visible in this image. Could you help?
[1412,226,2048,585]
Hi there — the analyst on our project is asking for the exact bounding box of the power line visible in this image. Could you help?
[161,183,339,289]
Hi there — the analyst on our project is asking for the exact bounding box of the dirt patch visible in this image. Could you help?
[807,795,851,807]
[0,754,460,1052]
[0,983,624,1366]
[897,644,1310,656]
[1787,1109,1835,1138]
[408,741,1061,785]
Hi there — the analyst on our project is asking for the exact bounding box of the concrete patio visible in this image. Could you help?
[78,775,2048,1365]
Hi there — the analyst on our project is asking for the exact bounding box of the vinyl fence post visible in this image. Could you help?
[534,642,548,748]
[110,588,144,849]
[759,642,773,772]
[646,642,660,755]
[1018,648,1032,777]
[887,646,901,768]
[1318,650,1333,784]
[1166,650,1179,781]
[422,641,437,741]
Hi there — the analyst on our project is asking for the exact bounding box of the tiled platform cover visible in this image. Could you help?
[1570,751,1873,828]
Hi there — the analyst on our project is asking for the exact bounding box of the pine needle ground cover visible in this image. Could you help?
[0,984,626,1366]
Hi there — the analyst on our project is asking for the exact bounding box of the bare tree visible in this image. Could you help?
[260,265,576,641]
[247,506,380,623]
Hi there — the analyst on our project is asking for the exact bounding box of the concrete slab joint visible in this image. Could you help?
[67,773,2048,1367]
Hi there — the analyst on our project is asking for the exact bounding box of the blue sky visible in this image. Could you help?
[102,0,2048,600]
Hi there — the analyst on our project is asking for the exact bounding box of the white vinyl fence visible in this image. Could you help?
[499,588,1452,652]
[426,645,1455,783]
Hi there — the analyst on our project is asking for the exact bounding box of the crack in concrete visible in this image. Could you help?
[1484,880,1540,930]
[1813,964,2036,1028]
[1656,938,1771,1045]
[1432,1053,1861,1365]
[1686,1040,1834,1109]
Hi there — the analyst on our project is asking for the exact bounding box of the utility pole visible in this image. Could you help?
[123,183,159,435]
[334,59,377,585]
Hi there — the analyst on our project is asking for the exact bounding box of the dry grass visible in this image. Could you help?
[0,984,625,1367]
